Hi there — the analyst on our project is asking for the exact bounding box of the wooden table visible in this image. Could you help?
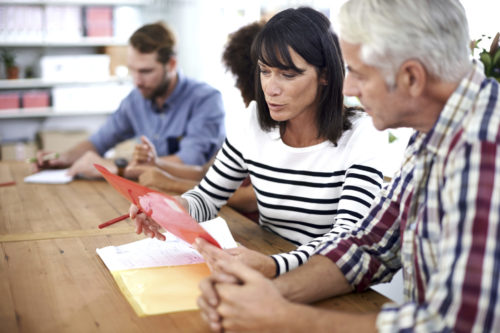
[0,161,390,332]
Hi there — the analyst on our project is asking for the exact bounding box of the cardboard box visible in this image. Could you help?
[109,138,136,159]
[37,130,90,153]
[1,141,37,161]
[104,45,127,76]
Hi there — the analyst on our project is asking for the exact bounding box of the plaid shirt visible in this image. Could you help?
[317,63,500,332]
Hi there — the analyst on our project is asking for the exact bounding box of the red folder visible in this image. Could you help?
[94,164,221,248]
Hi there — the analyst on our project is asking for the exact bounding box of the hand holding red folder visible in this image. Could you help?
[94,164,221,248]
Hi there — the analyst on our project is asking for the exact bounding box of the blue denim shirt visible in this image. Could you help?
[89,72,225,165]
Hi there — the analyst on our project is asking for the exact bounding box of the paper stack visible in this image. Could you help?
[97,217,237,316]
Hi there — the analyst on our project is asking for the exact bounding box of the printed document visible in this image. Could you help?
[96,216,237,316]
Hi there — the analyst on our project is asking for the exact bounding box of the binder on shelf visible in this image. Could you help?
[0,91,20,111]
[44,5,83,42]
[84,6,113,37]
[22,90,50,109]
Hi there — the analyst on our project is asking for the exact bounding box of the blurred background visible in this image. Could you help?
[0,0,497,163]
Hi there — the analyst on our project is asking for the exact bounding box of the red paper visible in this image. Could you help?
[94,164,221,248]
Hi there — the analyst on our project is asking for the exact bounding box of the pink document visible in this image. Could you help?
[94,164,221,248]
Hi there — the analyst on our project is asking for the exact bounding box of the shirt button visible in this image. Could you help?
[154,134,159,140]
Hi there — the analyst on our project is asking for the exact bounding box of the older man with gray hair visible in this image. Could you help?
[195,0,500,332]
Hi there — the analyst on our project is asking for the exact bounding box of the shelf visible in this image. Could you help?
[0,0,150,5]
[0,76,132,89]
[0,108,114,119]
[0,37,130,47]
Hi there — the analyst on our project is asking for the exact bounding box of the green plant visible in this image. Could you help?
[1,48,17,69]
[471,32,500,82]
[388,131,398,143]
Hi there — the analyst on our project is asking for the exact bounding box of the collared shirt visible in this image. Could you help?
[317,63,500,332]
[89,72,225,165]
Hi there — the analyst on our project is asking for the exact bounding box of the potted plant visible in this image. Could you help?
[1,48,19,80]
[471,32,500,82]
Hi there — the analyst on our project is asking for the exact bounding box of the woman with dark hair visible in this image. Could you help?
[222,20,265,107]
[131,7,388,277]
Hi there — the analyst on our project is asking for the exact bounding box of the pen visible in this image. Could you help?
[98,210,141,229]
[0,181,16,187]
[26,153,60,163]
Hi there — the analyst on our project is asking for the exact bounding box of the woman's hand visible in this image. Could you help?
[195,238,277,278]
[225,246,277,278]
[129,204,166,241]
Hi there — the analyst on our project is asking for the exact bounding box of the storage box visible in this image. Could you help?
[22,90,50,109]
[52,82,133,113]
[1,141,37,161]
[104,45,127,76]
[37,130,90,153]
[0,92,20,110]
[40,55,111,81]
[107,138,136,159]
[84,6,113,37]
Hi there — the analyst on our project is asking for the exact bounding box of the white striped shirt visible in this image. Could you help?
[182,102,388,274]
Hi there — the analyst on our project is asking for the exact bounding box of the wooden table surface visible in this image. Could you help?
[0,161,390,332]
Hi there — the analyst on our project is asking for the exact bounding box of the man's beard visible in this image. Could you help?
[141,75,170,100]
[150,77,170,100]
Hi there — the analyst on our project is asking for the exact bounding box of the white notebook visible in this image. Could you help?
[24,169,73,184]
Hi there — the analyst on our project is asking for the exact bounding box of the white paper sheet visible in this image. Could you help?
[24,169,73,184]
[96,216,237,272]
[200,217,238,249]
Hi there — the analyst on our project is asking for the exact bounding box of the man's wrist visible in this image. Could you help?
[114,158,129,177]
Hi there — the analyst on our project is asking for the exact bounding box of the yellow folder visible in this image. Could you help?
[111,263,211,316]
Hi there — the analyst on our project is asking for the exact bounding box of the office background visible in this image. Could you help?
[0,0,497,304]
[0,0,497,160]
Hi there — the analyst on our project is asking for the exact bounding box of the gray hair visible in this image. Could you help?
[338,0,472,87]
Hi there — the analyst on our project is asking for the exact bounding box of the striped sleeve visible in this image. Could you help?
[182,138,248,221]
[271,163,384,275]
[315,160,413,290]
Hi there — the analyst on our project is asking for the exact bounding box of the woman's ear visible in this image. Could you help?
[319,70,328,86]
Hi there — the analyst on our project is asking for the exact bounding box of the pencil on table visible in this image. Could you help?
[26,153,60,163]
[98,210,141,229]
[98,213,130,229]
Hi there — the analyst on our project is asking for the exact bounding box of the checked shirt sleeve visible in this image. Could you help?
[378,140,500,332]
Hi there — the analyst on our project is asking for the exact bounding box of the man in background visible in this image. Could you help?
[36,22,225,178]
[195,0,500,332]
[133,21,265,216]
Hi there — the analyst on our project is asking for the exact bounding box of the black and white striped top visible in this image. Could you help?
[182,102,387,275]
